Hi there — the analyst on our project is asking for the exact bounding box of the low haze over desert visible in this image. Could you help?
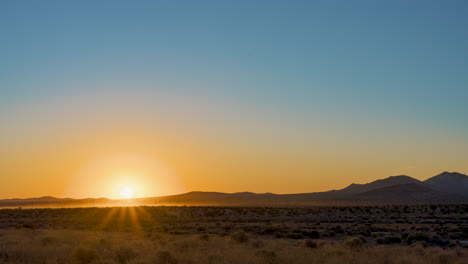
[1,1,467,263]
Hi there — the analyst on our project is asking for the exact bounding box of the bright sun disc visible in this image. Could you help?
[120,187,135,199]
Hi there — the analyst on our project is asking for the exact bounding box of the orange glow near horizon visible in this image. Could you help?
[0,88,467,199]
[63,154,186,199]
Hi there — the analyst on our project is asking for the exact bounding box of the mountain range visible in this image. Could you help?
[1,171,467,208]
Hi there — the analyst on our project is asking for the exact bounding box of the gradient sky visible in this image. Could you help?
[1,0,468,199]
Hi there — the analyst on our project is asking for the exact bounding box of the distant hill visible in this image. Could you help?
[0,196,111,208]
[353,183,468,202]
[338,175,421,195]
[1,196,73,203]
[424,171,468,196]
[1,171,467,208]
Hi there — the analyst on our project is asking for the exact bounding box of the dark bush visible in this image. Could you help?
[344,236,363,249]
[198,234,210,241]
[73,247,98,264]
[231,231,249,243]
[41,236,57,246]
[449,232,465,239]
[304,239,317,248]
[357,235,366,243]
[252,240,265,248]
[426,239,450,247]
[155,250,178,264]
[0,247,9,261]
[383,236,401,244]
[374,237,385,244]
[286,232,304,239]
[19,223,36,229]
[255,250,277,264]
[208,255,224,264]
[261,226,278,235]
[406,232,430,245]
[303,230,320,239]
[115,246,137,264]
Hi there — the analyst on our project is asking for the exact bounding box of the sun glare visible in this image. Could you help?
[120,186,135,199]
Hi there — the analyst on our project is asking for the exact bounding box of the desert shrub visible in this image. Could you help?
[41,236,57,246]
[18,223,36,229]
[231,231,249,243]
[155,250,177,264]
[252,240,265,248]
[198,234,210,241]
[115,246,137,264]
[374,237,385,244]
[274,232,285,238]
[353,225,371,237]
[449,232,465,239]
[462,226,468,235]
[357,235,366,243]
[0,245,8,261]
[410,241,427,249]
[73,247,98,264]
[344,236,363,249]
[401,233,410,240]
[286,232,304,239]
[383,235,401,244]
[261,226,278,235]
[208,254,224,264]
[406,232,430,245]
[304,230,320,239]
[255,249,277,264]
[304,239,317,248]
[437,253,454,264]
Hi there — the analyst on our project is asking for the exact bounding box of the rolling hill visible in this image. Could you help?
[1,171,467,207]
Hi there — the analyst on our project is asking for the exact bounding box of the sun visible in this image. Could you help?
[120,186,135,199]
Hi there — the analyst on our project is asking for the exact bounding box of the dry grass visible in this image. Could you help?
[0,205,466,263]
[0,229,466,264]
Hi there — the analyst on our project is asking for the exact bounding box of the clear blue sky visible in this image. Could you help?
[1,0,468,198]
[2,1,467,124]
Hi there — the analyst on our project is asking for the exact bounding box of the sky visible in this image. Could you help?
[1,0,468,199]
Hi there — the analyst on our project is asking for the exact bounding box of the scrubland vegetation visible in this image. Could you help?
[0,205,467,263]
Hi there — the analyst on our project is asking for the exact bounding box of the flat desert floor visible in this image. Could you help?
[0,205,467,264]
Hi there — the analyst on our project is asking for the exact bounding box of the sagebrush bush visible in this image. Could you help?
[305,239,317,248]
[231,231,249,243]
[115,246,137,264]
[344,236,363,249]
[208,254,224,264]
[73,247,98,264]
[406,232,430,244]
[384,235,402,244]
[255,249,277,264]
[0,245,9,261]
[286,232,304,239]
[41,236,57,246]
[155,250,178,264]
[199,234,210,241]
[252,240,265,248]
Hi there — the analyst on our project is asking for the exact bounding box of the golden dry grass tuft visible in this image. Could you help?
[0,229,466,264]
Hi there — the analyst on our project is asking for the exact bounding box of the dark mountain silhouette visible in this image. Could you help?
[1,171,467,207]
[0,196,110,207]
[424,171,468,196]
[338,175,421,195]
[353,183,468,202]
[2,196,73,202]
